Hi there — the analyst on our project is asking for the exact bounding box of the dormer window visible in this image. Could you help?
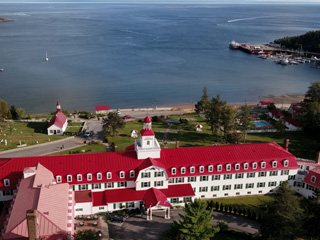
[311,176,316,183]
[107,172,112,179]
[208,165,213,172]
[97,172,102,180]
[77,174,82,182]
[261,162,266,169]
[199,166,204,173]
[283,160,289,167]
[217,164,222,172]
[172,168,176,175]
[56,176,62,183]
[252,162,257,169]
[190,166,195,174]
[4,179,10,187]
[120,171,125,179]
[235,163,240,171]
[130,170,135,178]
[244,163,249,170]
[181,167,186,174]
[272,161,277,168]
[67,175,72,182]
[226,164,231,171]
[87,173,92,181]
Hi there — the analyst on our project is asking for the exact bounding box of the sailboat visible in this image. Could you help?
[45,51,49,62]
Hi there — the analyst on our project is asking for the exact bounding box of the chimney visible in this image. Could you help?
[176,141,180,149]
[316,152,320,164]
[26,209,38,240]
[283,139,289,151]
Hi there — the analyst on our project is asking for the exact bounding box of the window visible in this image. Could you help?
[50,130,53,133]
[272,161,277,168]
[199,166,204,173]
[142,172,150,178]
[259,172,267,177]
[80,184,86,190]
[93,183,100,189]
[224,193,229,196]
[188,176,196,182]
[283,160,289,167]
[142,182,150,188]
[281,170,289,175]
[235,163,240,170]
[247,172,255,178]
[217,164,222,172]
[247,191,251,195]
[257,182,265,188]
[57,130,60,133]
[118,182,126,187]
[107,172,112,179]
[87,173,92,181]
[261,162,266,168]
[170,198,179,204]
[199,187,208,192]
[269,171,278,176]
[176,177,184,183]
[269,181,277,187]
[223,185,231,190]
[171,168,176,175]
[212,194,217,197]
[56,176,62,183]
[4,179,10,187]
[184,197,192,202]
[200,175,208,181]
[67,175,72,182]
[212,175,220,180]
[168,178,173,183]
[128,202,134,208]
[106,182,113,188]
[246,183,254,189]
[99,207,105,210]
[181,167,186,174]
[97,173,102,180]
[211,186,220,191]
[234,184,243,189]
[226,164,231,171]
[311,176,317,183]
[252,162,257,169]
[147,140,150,145]
[75,208,83,211]
[258,190,263,193]
[130,170,135,178]
[208,165,213,172]
[235,173,243,179]
[3,190,13,196]
[224,174,232,180]
[120,171,125,178]
[190,166,195,173]
[155,171,163,177]
[306,166,310,171]
[77,174,82,182]
[154,181,163,186]
[244,163,249,170]
[236,192,240,196]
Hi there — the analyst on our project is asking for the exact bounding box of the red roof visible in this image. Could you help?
[0,143,298,189]
[289,102,307,117]
[269,109,284,117]
[260,100,273,105]
[144,188,171,208]
[137,158,165,174]
[92,184,194,206]
[297,159,320,167]
[144,116,152,123]
[140,129,155,136]
[95,105,110,111]
[48,111,67,128]
[283,117,301,127]
[75,190,92,203]
[304,167,320,188]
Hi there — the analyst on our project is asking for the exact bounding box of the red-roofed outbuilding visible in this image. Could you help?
[47,101,68,135]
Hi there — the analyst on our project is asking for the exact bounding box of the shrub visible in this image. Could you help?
[215,202,220,211]
[217,220,229,232]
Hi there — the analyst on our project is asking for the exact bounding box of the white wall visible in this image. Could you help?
[74,202,92,216]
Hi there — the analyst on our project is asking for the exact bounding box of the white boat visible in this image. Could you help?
[229,40,240,49]
[0,69,4,72]
[45,51,49,62]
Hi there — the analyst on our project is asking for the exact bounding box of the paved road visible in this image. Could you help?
[109,209,260,240]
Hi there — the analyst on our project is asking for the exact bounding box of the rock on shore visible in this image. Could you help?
[0,17,13,22]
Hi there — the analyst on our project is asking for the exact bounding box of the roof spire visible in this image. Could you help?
[57,100,61,112]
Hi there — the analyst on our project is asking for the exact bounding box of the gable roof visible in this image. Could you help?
[140,129,155,136]
[143,188,171,208]
[304,167,320,188]
[48,111,67,129]
[283,117,301,127]
[260,100,273,105]
[269,109,284,117]
[95,105,110,111]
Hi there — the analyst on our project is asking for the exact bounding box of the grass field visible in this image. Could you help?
[51,142,107,155]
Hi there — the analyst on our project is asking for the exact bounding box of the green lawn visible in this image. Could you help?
[51,142,107,155]
[0,122,66,151]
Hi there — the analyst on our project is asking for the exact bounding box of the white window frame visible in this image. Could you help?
[261,162,266,169]
[208,165,213,172]
[107,172,112,179]
[311,176,316,183]
[217,164,222,172]
[199,166,204,173]
[244,163,249,170]
[272,161,277,168]
[130,170,135,178]
[67,175,72,182]
[120,171,125,179]
[4,179,10,187]
[87,173,92,181]
[181,167,186,174]
[97,172,102,180]
[235,163,240,171]
[77,174,82,182]
[226,164,231,171]
[172,168,176,175]
[190,166,195,174]
[56,176,62,183]
[283,160,289,167]
[252,162,257,169]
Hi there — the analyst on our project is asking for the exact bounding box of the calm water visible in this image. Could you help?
[0,3,319,113]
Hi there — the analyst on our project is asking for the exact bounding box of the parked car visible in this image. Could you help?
[84,131,94,137]
[110,213,127,223]
[123,115,131,119]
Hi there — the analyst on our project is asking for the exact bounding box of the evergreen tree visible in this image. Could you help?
[239,104,254,143]
[9,105,18,120]
[260,182,303,240]
[300,101,320,146]
[303,189,320,240]
[305,80,320,103]
[102,112,125,137]
[204,95,227,135]
[195,87,210,114]
[177,199,219,240]
[0,99,8,121]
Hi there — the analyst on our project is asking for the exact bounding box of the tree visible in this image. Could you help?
[204,95,227,135]
[9,105,18,120]
[305,80,320,103]
[73,229,101,240]
[300,101,320,145]
[16,108,25,120]
[176,199,219,240]
[303,189,320,240]
[0,99,8,121]
[220,106,237,136]
[102,112,125,137]
[195,87,210,114]
[274,120,286,133]
[260,182,303,240]
[239,104,254,143]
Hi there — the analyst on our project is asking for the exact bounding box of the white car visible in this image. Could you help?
[84,131,93,137]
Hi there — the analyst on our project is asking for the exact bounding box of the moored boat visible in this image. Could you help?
[229,40,240,49]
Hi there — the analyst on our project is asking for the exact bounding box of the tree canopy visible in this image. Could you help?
[238,104,254,143]
[0,99,8,121]
[73,229,101,240]
[195,87,210,114]
[304,80,320,103]
[102,112,125,137]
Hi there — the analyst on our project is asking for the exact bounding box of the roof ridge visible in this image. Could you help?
[37,211,64,233]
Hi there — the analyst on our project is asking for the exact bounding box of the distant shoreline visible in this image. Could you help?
[0,17,13,22]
